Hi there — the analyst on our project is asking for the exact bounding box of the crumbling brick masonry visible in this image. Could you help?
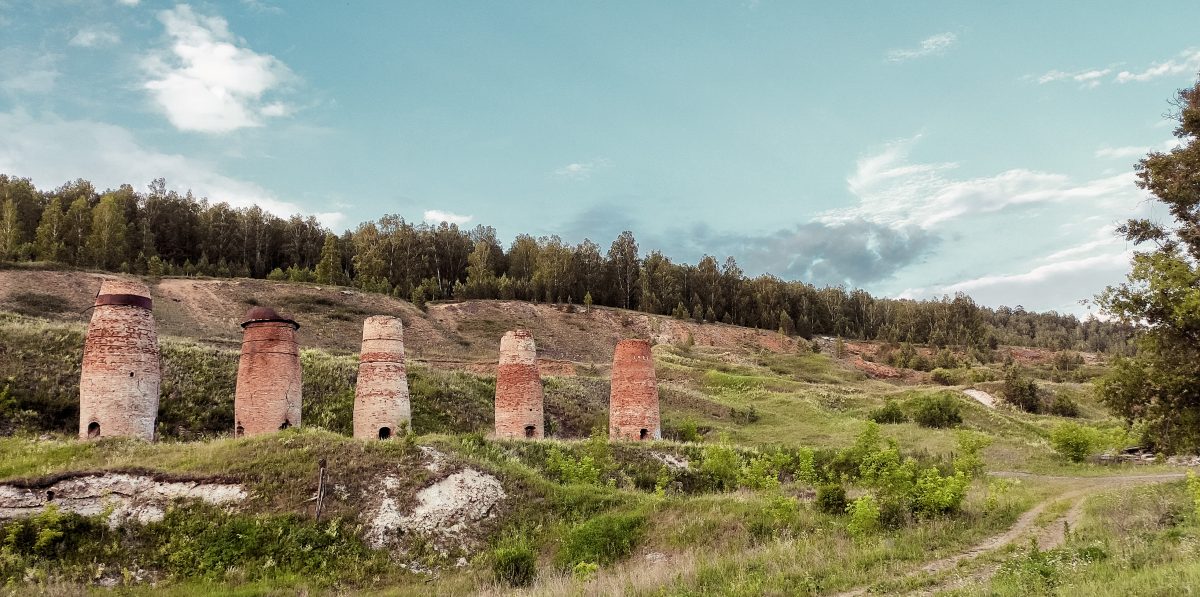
[354,315,411,440]
[608,339,661,441]
[234,307,302,437]
[494,330,544,439]
[79,278,161,441]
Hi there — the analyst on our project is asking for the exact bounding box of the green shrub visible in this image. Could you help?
[699,438,741,491]
[555,512,646,568]
[1047,394,1079,418]
[913,469,969,515]
[1050,422,1100,463]
[930,368,958,385]
[572,561,600,581]
[816,484,848,515]
[1002,366,1041,413]
[934,348,959,369]
[546,447,603,485]
[1,505,103,559]
[738,451,782,490]
[1187,472,1200,520]
[911,393,962,428]
[846,495,881,538]
[491,537,537,587]
[747,494,801,540]
[868,400,908,424]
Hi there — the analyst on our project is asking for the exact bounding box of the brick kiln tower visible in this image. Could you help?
[79,278,161,441]
[609,339,661,441]
[234,307,302,437]
[354,316,411,440]
[494,330,544,439]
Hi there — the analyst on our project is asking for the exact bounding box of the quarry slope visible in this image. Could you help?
[0,269,796,365]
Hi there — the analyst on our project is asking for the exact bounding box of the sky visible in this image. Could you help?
[1,1,1197,316]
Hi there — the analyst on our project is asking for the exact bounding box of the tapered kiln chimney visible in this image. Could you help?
[79,278,160,441]
[234,307,301,437]
[494,330,544,439]
[609,339,660,441]
[354,316,410,440]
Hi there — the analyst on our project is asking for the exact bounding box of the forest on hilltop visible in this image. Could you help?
[0,174,1131,353]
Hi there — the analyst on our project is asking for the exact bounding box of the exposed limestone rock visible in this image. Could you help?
[0,473,246,526]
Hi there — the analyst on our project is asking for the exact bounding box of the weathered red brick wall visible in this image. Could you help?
[354,316,410,440]
[234,308,301,436]
[79,278,160,441]
[609,339,660,441]
[494,330,544,439]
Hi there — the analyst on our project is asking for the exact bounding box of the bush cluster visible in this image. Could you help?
[911,393,962,428]
[554,512,646,569]
[868,400,908,424]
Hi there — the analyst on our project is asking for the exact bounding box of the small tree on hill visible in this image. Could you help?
[314,234,346,285]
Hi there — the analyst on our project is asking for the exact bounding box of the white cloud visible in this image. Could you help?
[142,4,295,133]
[70,26,120,48]
[941,250,1131,313]
[1037,48,1200,88]
[828,135,1144,228]
[117,0,140,5]
[0,50,58,94]
[423,209,473,226]
[1035,68,1112,89]
[1094,145,1148,160]
[1095,139,1182,160]
[241,0,284,14]
[554,158,611,180]
[0,110,343,229]
[1116,48,1200,83]
[886,33,957,63]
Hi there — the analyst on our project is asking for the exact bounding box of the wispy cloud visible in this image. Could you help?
[1036,48,1200,87]
[241,0,284,15]
[117,0,140,6]
[423,209,473,226]
[1116,48,1200,83]
[886,33,957,63]
[142,4,296,133]
[69,26,120,48]
[1094,145,1147,160]
[941,250,1131,312]
[827,135,1142,229]
[554,158,611,180]
[0,110,343,228]
[1034,68,1112,89]
[0,49,59,94]
[1095,139,1182,160]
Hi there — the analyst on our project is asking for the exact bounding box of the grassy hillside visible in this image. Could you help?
[0,271,1189,595]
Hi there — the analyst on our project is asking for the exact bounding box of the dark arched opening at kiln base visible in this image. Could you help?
[235,425,244,437]
[280,420,291,430]
[87,422,100,438]
[524,425,536,438]
[46,491,54,502]
[378,427,392,440]
[639,428,648,440]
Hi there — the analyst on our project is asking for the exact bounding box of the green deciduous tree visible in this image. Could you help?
[1097,76,1200,452]
[85,195,128,269]
[33,197,67,263]
[314,233,346,285]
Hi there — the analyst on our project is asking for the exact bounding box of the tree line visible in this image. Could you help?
[0,174,1132,353]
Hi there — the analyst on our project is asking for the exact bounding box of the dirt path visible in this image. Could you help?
[833,472,1185,597]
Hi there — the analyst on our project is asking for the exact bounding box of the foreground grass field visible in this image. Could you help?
[0,308,1193,595]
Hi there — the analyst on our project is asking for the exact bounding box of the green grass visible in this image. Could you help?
[0,309,1167,595]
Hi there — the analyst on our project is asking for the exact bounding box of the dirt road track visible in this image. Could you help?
[833,471,1186,596]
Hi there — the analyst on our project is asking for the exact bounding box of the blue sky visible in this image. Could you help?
[1,1,1197,315]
